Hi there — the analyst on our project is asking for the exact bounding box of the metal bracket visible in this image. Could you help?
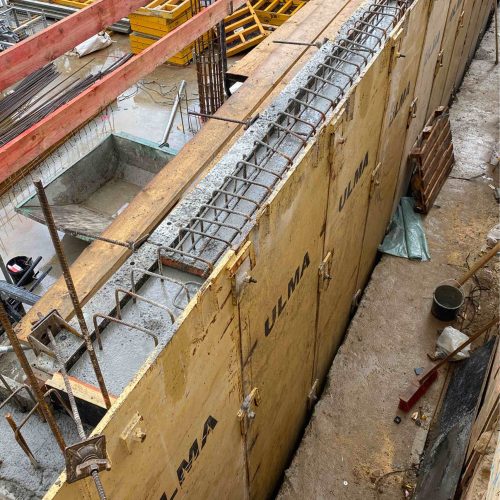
[434,50,444,75]
[65,434,110,483]
[28,310,83,357]
[370,162,382,199]
[229,242,255,304]
[457,10,465,30]
[237,387,260,435]
[308,379,319,410]
[351,289,363,315]
[408,97,418,126]
[390,29,404,73]
[318,251,333,291]
[120,412,146,454]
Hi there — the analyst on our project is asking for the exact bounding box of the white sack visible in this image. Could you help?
[435,326,471,361]
[486,223,500,247]
[74,32,112,57]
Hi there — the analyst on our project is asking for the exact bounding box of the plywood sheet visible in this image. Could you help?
[236,132,330,499]
[314,43,392,384]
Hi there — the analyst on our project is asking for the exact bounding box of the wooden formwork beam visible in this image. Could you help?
[0,0,151,91]
[0,0,245,185]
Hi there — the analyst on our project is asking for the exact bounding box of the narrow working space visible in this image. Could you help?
[279,23,499,500]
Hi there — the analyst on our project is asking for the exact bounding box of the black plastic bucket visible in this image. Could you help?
[431,282,464,321]
[6,256,34,284]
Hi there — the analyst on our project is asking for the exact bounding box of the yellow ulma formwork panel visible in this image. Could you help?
[47,257,248,499]
[466,0,493,62]
[51,0,92,8]
[313,42,392,385]
[440,0,477,102]
[426,0,467,118]
[130,31,194,65]
[357,0,431,291]
[129,10,191,37]
[237,130,331,499]
[394,0,451,208]
[225,4,268,56]
[252,0,308,26]
[135,0,192,19]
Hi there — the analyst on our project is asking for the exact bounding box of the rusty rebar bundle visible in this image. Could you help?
[34,181,112,409]
[191,0,226,117]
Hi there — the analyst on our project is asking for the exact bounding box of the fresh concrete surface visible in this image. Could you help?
[278,20,499,500]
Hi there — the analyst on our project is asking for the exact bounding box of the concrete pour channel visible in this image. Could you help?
[0,0,411,496]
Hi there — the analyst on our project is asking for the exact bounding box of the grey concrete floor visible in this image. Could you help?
[278,21,499,500]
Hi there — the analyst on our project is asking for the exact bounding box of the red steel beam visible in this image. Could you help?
[0,0,152,91]
[0,0,245,184]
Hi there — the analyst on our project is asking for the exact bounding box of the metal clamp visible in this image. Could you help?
[65,435,110,483]
[237,387,260,435]
[28,309,83,358]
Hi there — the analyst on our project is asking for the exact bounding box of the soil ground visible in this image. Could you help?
[278,20,499,500]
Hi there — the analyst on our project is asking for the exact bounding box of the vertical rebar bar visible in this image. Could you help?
[5,413,39,467]
[47,327,107,500]
[34,181,111,409]
[0,301,66,452]
[193,0,225,118]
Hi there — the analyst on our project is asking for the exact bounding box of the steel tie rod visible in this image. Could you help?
[47,328,108,500]
[34,181,112,409]
[188,110,259,129]
[273,39,325,48]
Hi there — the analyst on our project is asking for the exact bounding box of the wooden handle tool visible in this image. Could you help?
[457,242,500,286]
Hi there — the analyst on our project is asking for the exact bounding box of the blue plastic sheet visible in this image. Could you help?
[379,197,430,261]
